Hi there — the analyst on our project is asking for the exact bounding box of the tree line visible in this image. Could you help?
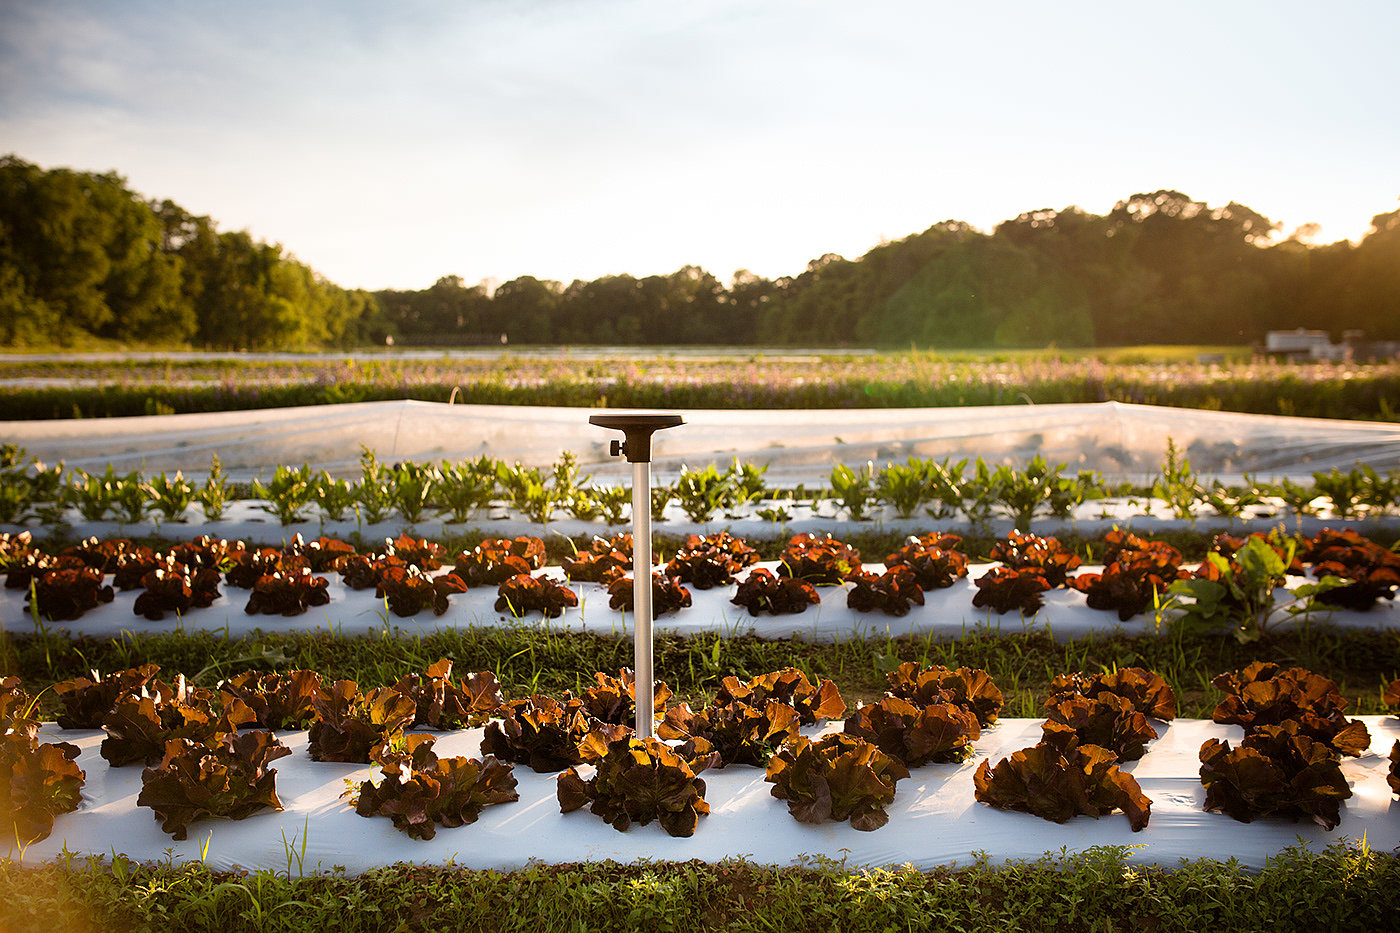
[3,154,1398,350]
[0,156,388,349]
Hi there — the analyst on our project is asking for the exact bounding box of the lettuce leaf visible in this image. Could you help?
[1199,722,1353,830]
[730,568,820,616]
[53,664,162,730]
[137,730,291,840]
[558,731,718,837]
[480,694,627,772]
[712,668,845,725]
[219,669,322,731]
[348,735,519,841]
[494,573,578,618]
[843,696,980,767]
[1047,667,1178,721]
[765,733,910,831]
[846,567,926,617]
[307,681,416,763]
[657,699,800,768]
[884,662,1004,727]
[973,726,1151,831]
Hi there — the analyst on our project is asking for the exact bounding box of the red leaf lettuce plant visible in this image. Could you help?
[455,536,546,586]
[664,531,759,589]
[348,733,519,841]
[971,567,1050,615]
[882,533,968,590]
[137,730,291,840]
[307,680,417,763]
[243,567,331,617]
[845,566,925,616]
[375,564,469,617]
[557,730,719,837]
[218,669,323,731]
[973,722,1151,831]
[481,694,629,772]
[494,573,578,618]
[777,533,863,585]
[730,568,820,616]
[2,678,85,845]
[884,662,1004,727]
[842,696,980,767]
[392,660,504,730]
[1211,662,1370,757]
[988,531,1082,587]
[606,571,692,615]
[764,732,910,831]
[1198,722,1353,830]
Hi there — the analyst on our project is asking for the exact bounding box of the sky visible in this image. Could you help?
[1,0,1397,292]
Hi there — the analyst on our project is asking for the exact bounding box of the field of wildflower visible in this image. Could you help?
[1,349,1398,421]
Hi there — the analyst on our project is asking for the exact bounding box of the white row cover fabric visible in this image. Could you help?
[5,561,1395,643]
[6,400,1399,484]
[16,717,1398,875]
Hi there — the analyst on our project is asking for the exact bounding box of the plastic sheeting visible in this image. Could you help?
[15,717,1398,874]
[6,400,1399,484]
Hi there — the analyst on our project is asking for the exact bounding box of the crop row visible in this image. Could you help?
[4,443,1399,532]
[5,653,1398,849]
[4,354,1400,420]
[6,526,1397,646]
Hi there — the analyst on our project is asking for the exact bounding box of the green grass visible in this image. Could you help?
[2,842,1395,933]
[7,621,1398,719]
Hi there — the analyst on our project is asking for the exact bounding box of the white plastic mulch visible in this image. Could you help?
[15,716,1399,875]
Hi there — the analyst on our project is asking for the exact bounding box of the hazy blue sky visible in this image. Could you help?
[2,0,1396,291]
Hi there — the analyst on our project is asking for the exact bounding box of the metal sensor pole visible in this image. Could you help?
[588,412,683,739]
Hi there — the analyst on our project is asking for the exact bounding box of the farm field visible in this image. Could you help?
[1,348,1398,421]
[3,349,1399,927]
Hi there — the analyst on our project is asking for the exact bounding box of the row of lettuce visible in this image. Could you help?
[4,527,1398,641]
[4,444,1400,531]
[4,655,1398,849]
[8,523,1400,638]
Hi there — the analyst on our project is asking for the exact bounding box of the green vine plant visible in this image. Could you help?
[143,471,195,523]
[1163,535,1341,643]
[922,457,967,521]
[194,454,232,522]
[674,464,735,523]
[313,472,356,522]
[390,462,440,524]
[26,460,68,525]
[1357,464,1399,516]
[1200,477,1265,519]
[355,447,395,524]
[991,455,1091,530]
[113,475,147,524]
[723,458,770,518]
[67,465,129,521]
[1267,477,1322,526]
[830,462,877,521]
[435,456,499,524]
[650,484,674,523]
[594,487,630,526]
[250,463,316,526]
[876,460,928,519]
[956,459,998,531]
[1152,439,1202,520]
[1311,467,1363,520]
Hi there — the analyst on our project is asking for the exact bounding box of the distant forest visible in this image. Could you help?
[2,154,1398,350]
